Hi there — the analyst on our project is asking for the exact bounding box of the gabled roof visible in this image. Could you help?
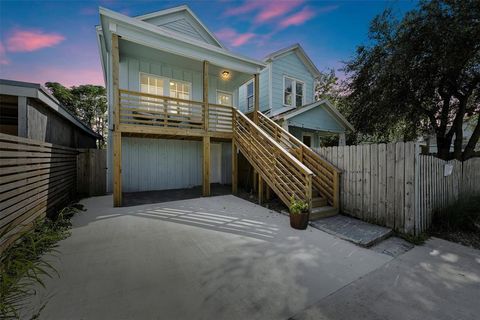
[0,79,102,139]
[134,5,225,49]
[264,43,321,79]
[97,7,265,76]
[271,99,355,132]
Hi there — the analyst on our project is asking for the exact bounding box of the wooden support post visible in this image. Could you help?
[112,33,122,207]
[253,169,258,192]
[203,60,209,131]
[232,141,238,194]
[265,185,271,201]
[253,73,259,124]
[203,136,211,196]
[258,175,264,205]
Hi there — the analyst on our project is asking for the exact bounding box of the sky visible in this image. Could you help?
[0,0,418,87]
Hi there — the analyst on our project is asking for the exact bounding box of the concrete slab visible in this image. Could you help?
[371,236,414,258]
[27,195,391,320]
[291,238,480,320]
[310,215,393,247]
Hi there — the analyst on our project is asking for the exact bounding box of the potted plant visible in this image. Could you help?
[289,196,309,230]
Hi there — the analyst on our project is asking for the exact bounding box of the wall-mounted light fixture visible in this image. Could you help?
[221,70,230,80]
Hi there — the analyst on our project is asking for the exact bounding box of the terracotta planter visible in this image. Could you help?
[289,211,309,230]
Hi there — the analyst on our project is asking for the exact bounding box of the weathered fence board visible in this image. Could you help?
[77,149,107,197]
[0,133,77,250]
[315,142,480,235]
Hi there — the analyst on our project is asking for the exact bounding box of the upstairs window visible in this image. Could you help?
[284,76,304,108]
[169,80,191,100]
[246,81,254,111]
[140,73,164,96]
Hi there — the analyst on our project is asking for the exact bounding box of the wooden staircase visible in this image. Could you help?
[233,110,341,220]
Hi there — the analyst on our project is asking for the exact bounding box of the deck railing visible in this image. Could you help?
[256,111,341,208]
[118,89,233,134]
[233,110,313,209]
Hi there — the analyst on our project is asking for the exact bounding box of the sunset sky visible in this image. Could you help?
[0,0,417,87]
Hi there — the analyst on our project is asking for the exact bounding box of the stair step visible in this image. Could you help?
[312,196,327,208]
[309,206,338,221]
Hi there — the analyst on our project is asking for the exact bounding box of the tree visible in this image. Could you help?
[344,0,480,160]
[45,82,108,147]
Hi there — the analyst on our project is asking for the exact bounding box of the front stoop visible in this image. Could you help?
[309,215,393,248]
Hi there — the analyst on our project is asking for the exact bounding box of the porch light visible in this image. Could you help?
[221,70,230,80]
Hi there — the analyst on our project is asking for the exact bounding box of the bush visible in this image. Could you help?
[0,205,81,319]
[432,196,480,232]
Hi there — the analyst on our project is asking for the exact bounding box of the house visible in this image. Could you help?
[97,5,343,217]
[0,79,101,148]
[238,44,354,147]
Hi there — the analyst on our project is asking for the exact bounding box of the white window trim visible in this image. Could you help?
[301,132,314,147]
[245,79,254,111]
[139,72,192,99]
[216,90,233,106]
[283,75,305,108]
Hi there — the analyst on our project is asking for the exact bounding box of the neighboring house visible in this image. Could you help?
[97,5,342,215]
[0,79,101,148]
[239,44,354,148]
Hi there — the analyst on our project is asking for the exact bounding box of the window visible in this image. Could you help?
[217,91,233,106]
[169,80,190,100]
[140,73,164,96]
[246,81,254,111]
[139,73,191,114]
[284,76,304,108]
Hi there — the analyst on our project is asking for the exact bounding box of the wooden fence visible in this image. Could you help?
[314,142,480,235]
[0,133,77,249]
[0,133,106,251]
[77,149,107,197]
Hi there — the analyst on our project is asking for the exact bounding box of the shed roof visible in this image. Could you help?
[0,79,102,139]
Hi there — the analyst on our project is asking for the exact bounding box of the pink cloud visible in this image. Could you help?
[255,0,304,23]
[225,0,304,24]
[6,29,65,52]
[215,28,255,47]
[0,42,9,65]
[280,7,316,28]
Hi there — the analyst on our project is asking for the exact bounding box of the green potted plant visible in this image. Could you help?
[289,196,309,230]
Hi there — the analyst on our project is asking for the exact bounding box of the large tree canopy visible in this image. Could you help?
[344,0,480,160]
[45,82,108,147]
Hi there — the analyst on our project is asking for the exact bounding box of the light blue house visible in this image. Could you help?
[97,5,347,211]
[239,44,353,148]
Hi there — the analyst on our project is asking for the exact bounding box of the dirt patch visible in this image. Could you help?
[430,230,480,250]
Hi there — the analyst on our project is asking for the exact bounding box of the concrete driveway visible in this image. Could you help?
[292,237,480,320]
[30,195,391,320]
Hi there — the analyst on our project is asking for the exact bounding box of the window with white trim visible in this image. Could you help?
[217,91,233,106]
[169,80,191,100]
[284,76,304,108]
[140,73,164,96]
[246,81,254,111]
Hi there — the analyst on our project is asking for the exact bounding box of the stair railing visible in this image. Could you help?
[233,110,313,210]
[256,111,341,209]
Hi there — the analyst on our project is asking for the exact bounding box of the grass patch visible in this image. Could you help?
[432,196,480,232]
[0,204,83,319]
[430,195,480,249]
